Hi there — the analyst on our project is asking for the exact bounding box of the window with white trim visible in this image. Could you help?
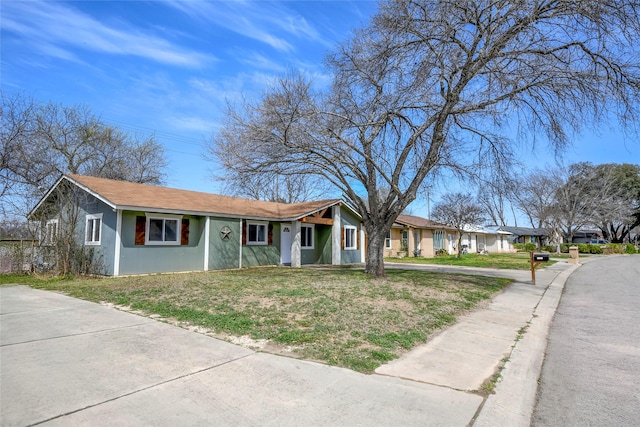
[247,221,267,245]
[43,219,58,246]
[301,224,314,249]
[401,230,408,251]
[85,213,103,245]
[145,214,181,245]
[344,226,357,250]
[385,230,392,249]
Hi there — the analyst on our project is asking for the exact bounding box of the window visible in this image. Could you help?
[247,222,267,245]
[85,214,103,245]
[434,230,445,251]
[145,214,181,245]
[344,226,357,250]
[301,224,314,249]
[385,230,392,249]
[400,230,408,251]
[43,219,58,246]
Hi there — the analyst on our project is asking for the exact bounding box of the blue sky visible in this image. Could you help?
[2,0,639,222]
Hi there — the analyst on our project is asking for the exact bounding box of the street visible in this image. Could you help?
[532,255,640,426]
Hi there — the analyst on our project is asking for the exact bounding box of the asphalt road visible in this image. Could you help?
[532,255,640,426]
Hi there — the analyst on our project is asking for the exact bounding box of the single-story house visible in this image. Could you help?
[461,225,515,253]
[495,226,550,248]
[384,214,456,257]
[571,230,603,244]
[28,174,365,276]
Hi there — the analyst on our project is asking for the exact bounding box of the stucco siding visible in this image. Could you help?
[340,209,362,264]
[420,229,435,258]
[242,222,281,267]
[78,195,117,275]
[118,211,205,275]
[300,225,332,265]
[209,217,241,270]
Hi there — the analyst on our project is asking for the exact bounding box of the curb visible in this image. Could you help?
[473,262,581,426]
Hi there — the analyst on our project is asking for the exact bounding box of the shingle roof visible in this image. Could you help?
[395,214,453,229]
[498,226,549,236]
[34,174,345,221]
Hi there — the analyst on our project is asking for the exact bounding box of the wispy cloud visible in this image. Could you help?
[163,0,329,51]
[2,1,214,67]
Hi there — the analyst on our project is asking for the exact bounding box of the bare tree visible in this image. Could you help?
[513,163,633,243]
[431,192,485,258]
[208,0,640,277]
[512,168,560,229]
[1,92,168,219]
[590,163,640,243]
[212,152,333,203]
[476,171,519,226]
[1,92,167,274]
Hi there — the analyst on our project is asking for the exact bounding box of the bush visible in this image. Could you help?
[513,243,525,251]
[542,245,555,252]
[577,243,590,253]
[589,244,603,254]
[435,249,448,256]
[524,243,536,251]
[625,244,637,254]
[560,243,570,253]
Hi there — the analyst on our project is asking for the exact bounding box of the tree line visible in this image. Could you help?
[1,92,167,274]
[1,92,167,220]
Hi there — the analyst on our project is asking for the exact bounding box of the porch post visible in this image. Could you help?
[203,216,210,271]
[291,220,302,268]
[360,227,366,263]
[113,209,122,276]
[332,205,341,265]
[408,227,415,256]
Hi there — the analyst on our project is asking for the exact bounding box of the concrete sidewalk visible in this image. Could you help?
[1,260,578,426]
[382,260,580,425]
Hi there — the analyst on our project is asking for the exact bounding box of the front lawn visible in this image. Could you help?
[386,252,557,270]
[2,268,511,373]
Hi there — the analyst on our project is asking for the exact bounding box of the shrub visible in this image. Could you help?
[577,244,590,253]
[435,249,449,256]
[560,243,571,253]
[524,243,536,251]
[542,245,554,252]
[625,244,637,254]
[589,244,603,254]
[513,243,525,251]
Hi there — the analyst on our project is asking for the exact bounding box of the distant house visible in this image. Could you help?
[461,224,515,253]
[496,226,550,248]
[571,229,603,244]
[384,214,456,257]
[28,174,364,276]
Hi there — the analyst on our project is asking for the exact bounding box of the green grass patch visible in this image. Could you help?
[386,253,557,270]
[5,267,512,373]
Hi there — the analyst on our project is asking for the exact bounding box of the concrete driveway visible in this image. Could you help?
[1,285,481,426]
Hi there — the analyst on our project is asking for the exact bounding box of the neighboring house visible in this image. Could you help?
[28,174,364,276]
[384,214,456,258]
[496,226,550,248]
[571,230,602,244]
[461,225,515,253]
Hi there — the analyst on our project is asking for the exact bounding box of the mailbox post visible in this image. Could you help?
[530,251,550,285]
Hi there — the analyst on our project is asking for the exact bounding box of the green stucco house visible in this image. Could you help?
[29,174,364,276]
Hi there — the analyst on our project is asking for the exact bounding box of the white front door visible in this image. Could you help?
[281,223,292,265]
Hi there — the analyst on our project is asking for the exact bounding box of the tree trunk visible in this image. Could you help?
[364,226,387,277]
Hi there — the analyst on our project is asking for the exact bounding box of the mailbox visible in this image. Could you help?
[533,253,550,262]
